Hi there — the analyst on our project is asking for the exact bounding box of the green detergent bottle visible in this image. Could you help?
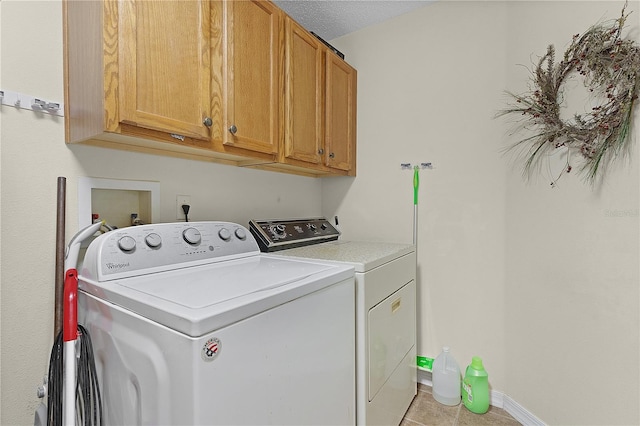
[462,356,489,414]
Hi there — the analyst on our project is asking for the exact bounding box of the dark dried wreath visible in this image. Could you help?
[497,5,640,185]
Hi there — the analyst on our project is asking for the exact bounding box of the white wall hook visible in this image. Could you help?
[400,162,434,170]
[31,99,60,112]
[31,98,47,110]
[0,89,64,116]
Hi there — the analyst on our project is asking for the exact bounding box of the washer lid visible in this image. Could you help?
[79,255,354,337]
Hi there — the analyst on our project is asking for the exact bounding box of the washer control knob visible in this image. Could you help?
[309,223,317,230]
[218,228,231,241]
[321,223,328,230]
[235,228,247,240]
[182,227,202,245]
[117,236,136,252]
[145,233,162,248]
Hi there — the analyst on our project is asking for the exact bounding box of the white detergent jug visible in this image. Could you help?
[432,346,461,406]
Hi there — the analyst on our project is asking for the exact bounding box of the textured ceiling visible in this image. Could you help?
[273,0,434,41]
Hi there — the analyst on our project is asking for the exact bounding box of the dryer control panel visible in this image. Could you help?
[249,218,340,252]
[81,221,259,281]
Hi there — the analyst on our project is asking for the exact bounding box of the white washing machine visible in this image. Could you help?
[250,218,417,426]
[78,221,356,425]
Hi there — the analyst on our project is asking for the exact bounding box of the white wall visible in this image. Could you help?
[329,0,639,425]
[0,1,323,424]
[503,2,640,424]
[0,1,3,423]
[326,0,510,395]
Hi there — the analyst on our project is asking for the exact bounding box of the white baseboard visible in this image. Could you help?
[501,394,546,426]
[417,369,546,426]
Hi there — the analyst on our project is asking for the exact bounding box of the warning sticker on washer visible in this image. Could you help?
[201,337,221,361]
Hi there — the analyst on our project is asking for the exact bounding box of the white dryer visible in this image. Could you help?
[78,221,356,425]
[250,218,417,426]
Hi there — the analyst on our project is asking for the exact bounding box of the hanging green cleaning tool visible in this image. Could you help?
[413,165,419,205]
[416,356,433,371]
[413,165,419,246]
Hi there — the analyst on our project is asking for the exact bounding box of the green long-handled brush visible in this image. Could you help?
[413,165,420,246]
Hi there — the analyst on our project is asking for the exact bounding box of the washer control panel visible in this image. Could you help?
[81,221,257,281]
[249,218,340,252]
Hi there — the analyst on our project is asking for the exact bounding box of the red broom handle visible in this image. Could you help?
[63,269,78,342]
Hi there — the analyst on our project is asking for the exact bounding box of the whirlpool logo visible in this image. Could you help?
[106,262,130,270]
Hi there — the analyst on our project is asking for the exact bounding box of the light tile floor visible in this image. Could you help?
[401,384,522,426]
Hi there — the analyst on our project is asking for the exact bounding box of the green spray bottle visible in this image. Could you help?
[462,356,489,414]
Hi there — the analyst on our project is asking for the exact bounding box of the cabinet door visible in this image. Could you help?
[283,17,323,165]
[222,0,281,154]
[118,0,211,140]
[325,53,357,173]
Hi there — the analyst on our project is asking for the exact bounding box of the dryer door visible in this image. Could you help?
[368,280,416,401]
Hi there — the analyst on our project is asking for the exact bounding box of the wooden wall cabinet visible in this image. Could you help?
[325,52,357,175]
[64,0,355,177]
[217,0,281,156]
[282,18,324,168]
[64,0,281,164]
[279,17,357,176]
[117,0,213,141]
